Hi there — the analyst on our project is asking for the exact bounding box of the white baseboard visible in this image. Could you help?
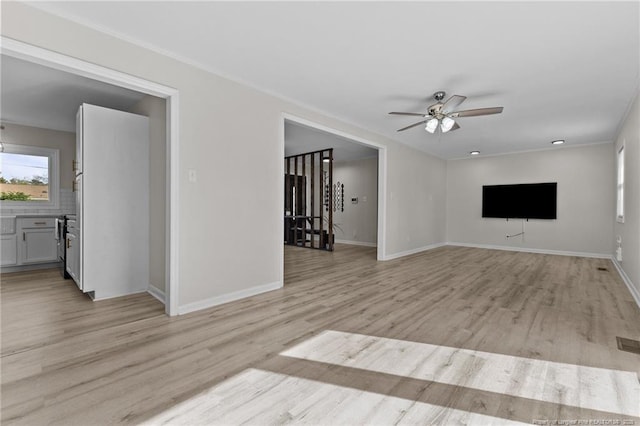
[147,285,166,304]
[446,242,611,259]
[178,280,283,315]
[91,288,148,301]
[611,258,640,309]
[1,262,61,274]
[382,242,447,261]
[335,239,377,247]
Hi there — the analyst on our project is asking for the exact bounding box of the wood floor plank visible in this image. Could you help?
[2,245,639,425]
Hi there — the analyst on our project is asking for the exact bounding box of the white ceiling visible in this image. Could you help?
[1,55,146,132]
[27,2,640,158]
[285,121,378,163]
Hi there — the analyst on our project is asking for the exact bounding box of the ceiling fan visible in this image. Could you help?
[389,91,503,133]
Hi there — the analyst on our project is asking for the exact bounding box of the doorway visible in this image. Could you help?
[1,37,180,315]
[280,114,387,271]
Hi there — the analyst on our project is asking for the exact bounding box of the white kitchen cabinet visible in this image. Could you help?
[21,228,57,264]
[1,216,58,269]
[0,216,17,266]
[66,232,80,287]
[19,218,57,264]
[1,234,18,266]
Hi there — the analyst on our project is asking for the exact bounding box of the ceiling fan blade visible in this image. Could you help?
[442,95,466,113]
[397,120,427,132]
[389,112,426,117]
[451,107,503,118]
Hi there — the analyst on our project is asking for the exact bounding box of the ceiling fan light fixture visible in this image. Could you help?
[440,116,455,133]
[425,118,438,133]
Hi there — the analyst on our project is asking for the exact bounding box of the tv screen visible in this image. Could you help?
[482,182,557,219]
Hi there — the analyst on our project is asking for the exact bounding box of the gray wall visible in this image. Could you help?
[129,95,167,296]
[386,143,447,254]
[614,91,640,298]
[2,3,448,309]
[446,143,615,256]
[333,157,378,245]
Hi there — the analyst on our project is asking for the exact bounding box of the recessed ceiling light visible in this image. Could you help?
[551,140,565,145]
[470,151,480,156]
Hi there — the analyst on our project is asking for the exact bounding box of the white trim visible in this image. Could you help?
[446,140,615,161]
[178,281,283,316]
[377,147,387,261]
[0,37,176,98]
[381,242,447,261]
[335,239,377,248]
[446,242,611,259]
[2,37,180,316]
[92,289,148,302]
[166,93,180,317]
[280,113,387,262]
[1,262,60,274]
[147,285,166,304]
[611,258,640,309]
[278,114,285,296]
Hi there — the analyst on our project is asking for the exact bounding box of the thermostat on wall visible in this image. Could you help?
[351,197,358,204]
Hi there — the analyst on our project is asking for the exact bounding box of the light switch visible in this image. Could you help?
[188,169,197,183]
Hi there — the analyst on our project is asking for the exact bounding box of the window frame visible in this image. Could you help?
[616,145,625,223]
[0,143,60,210]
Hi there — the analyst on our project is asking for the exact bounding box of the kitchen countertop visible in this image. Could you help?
[1,213,72,218]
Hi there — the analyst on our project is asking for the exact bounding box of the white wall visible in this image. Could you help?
[446,143,615,256]
[614,91,640,299]
[2,3,448,310]
[333,156,378,245]
[386,143,447,255]
[129,95,167,295]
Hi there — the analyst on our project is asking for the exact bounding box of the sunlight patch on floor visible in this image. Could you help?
[141,368,528,425]
[281,330,640,417]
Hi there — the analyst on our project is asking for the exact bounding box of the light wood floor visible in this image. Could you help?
[2,245,639,425]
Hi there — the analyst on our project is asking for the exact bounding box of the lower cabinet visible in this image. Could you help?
[66,232,80,287]
[0,217,58,269]
[1,234,18,266]
[21,227,58,264]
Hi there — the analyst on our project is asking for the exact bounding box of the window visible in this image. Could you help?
[616,145,624,223]
[0,144,59,209]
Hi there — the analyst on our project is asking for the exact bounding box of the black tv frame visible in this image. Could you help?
[482,182,557,220]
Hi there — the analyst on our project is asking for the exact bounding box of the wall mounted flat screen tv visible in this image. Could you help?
[482,182,557,219]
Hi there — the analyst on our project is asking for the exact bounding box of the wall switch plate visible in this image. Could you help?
[362,196,367,202]
[351,197,358,204]
[188,169,197,183]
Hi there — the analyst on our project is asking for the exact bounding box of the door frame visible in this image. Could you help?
[1,37,180,316]
[280,113,387,269]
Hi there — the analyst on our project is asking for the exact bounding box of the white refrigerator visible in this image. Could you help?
[71,103,149,299]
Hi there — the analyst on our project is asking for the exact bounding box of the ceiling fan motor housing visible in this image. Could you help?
[433,91,446,102]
